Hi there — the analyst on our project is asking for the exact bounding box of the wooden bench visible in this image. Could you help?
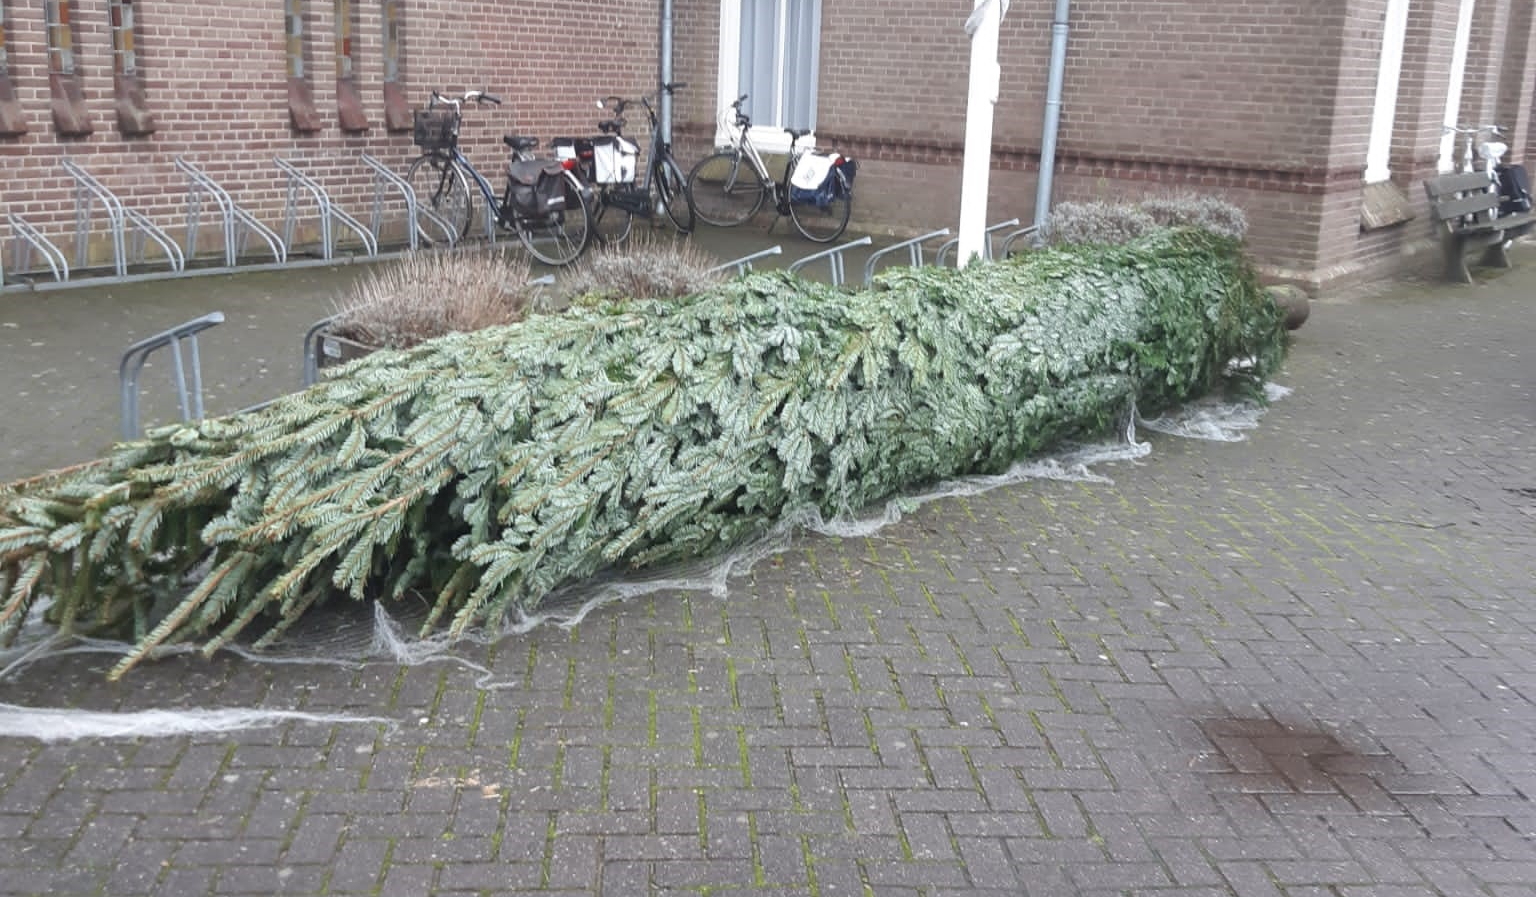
[1423,172,1536,283]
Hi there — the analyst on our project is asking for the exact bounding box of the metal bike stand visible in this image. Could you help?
[5,214,70,283]
[275,157,379,260]
[787,236,873,287]
[706,245,783,276]
[998,225,1041,257]
[62,158,186,279]
[177,156,287,267]
[361,152,458,251]
[935,218,1022,267]
[118,311,225,440]
[861,228,952,285]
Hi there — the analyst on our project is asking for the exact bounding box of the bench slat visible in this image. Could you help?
[1424,172,1498,198]
[1427,192,1499,222]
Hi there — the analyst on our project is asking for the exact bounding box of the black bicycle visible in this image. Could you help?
[562,82,696,244]
[405,89,595,267]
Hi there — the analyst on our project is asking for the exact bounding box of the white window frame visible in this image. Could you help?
[1438,0,1476,172]
[716,0,820,153]
[1364,0,1411,184]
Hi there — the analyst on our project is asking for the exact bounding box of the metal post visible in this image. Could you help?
[1033,0,1072,237]
[957,0,1004,265]
[659,0,675,144]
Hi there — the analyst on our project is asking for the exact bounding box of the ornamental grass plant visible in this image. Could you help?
[558,232,724,307]
[327,248,543,350]
[0,229,1286,678]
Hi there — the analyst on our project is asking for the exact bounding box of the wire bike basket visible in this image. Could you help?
[413,109,459,150]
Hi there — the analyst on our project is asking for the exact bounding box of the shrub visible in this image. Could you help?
[1044,194,1248,246]
[328,248,542,349]
[1138,193,1248,241]
[1043,201,1159,247]
[0,230,1286,677]
[559,233,723,306]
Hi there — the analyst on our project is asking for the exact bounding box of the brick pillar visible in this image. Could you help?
[1496,0,1536,158]
[1394,0,1467,177]
[1462,0,1510,128]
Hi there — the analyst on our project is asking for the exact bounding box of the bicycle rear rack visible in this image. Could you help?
[275,157,379,260]
[177,156,287,267]
[119,311,224,439]
[62,158,186,279]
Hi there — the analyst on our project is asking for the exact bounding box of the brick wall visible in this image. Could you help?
[0,0,659,267]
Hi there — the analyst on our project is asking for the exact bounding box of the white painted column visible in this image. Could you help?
[957,0,1003,266]
[1439,0,1477,171]
[1364,0,1412,183]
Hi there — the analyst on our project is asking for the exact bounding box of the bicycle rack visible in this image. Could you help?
[998,225,1041,257]
[935,218,1021,267]
[275,157,379,260]
[360,152,458,251]
[119,311,224,439]
[787,236,873,287]
[707,245,782,276]
[6,214,70,283]
[62,158,186,279]
[862,228,952,285]
[177,156,287,267]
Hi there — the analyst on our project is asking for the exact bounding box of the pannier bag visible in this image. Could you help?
[1496,163,1533,216]
[592,136,640,185]
[789,152,856,208]
[507,160,569,218]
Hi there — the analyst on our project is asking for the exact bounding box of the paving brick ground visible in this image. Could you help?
[1,237,1534,895]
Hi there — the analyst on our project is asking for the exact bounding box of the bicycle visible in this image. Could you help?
[685,94,854,243]
[566,82,696,244]
[405,89,595,267]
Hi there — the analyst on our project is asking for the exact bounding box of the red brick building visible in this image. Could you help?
[1,1,1533,292]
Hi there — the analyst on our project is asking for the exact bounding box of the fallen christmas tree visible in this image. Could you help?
[0,229,1285,679]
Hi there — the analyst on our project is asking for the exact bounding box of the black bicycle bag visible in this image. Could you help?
[507,160,568,217]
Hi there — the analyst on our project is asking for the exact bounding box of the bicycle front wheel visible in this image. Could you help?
[593,189,635,245]
[687,150,766,227]
[655,157,696,233]
[788,168,852,243]
[515,175,594,267]
[406,153,474,240]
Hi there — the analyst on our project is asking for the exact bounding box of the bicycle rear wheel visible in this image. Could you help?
[788,168,852,243]
[406,153,474,240]
[514,175,594,267]
[687,150,766,227]
[655,157,695,233]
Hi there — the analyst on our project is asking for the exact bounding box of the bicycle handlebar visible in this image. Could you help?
[429,89,503,111]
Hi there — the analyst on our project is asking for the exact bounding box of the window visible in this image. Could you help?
[717,0,821,151]
[380,0,409,130]
[333,0,367,131]
[285,0,319,132]
[109,0,154,135]
[1438,0,1476,171]
[44,0,91,135]
[0,0,24,136]
[1364,0,1410,184]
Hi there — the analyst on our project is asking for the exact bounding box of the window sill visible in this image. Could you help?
[382,81,412,132]
[0,77,26,136]
[288,77,321,133]
[337,76,369,133]
[1360,179,1414,230]
[49,73,93,137]
[114,73,157,137]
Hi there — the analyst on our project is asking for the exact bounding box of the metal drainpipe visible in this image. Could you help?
[1032,0,1071,237]
[659,0,675,145]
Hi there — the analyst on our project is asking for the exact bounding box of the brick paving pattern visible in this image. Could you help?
[2,258,1534,895]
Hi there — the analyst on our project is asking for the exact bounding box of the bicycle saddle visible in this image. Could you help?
[503,135,540,151]
[785,128,812,140]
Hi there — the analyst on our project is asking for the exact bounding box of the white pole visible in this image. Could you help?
[957,0,1003,266]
